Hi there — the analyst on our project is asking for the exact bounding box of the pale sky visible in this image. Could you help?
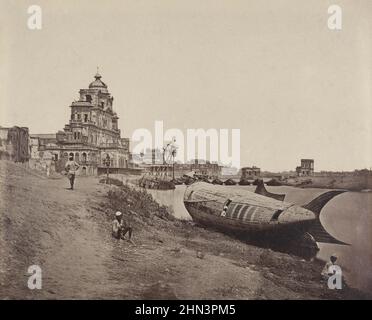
[0,0,371,171]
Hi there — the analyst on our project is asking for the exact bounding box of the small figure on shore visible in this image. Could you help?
[112,211,123,239]
[65,156,80,190]
[220,204,228,217]
[321,253,338,280]
[112,210,134,242]
[220,200,232,217]
[46,162,50,177]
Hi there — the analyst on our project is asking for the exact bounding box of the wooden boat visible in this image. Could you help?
[212,178,223,185]
[224,178,237,185]
[266,178,282,186]
[238,179,251,186]
[252,178,260,186]
[183,182,348,250]
[171,178,184,185]
[254,179,285,201]
[139,175,175,190]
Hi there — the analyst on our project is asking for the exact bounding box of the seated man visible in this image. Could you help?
[112,211,134,241]
[112,211,123,239]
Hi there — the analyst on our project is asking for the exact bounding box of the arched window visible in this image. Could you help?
[86,95,92,103]
[75,153,80,162]
[82,152,87,163]
[69,153,74,160]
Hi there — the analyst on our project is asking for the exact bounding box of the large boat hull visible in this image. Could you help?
[184,200,320,255]
[184,200,311,236]
[182,182,349,252]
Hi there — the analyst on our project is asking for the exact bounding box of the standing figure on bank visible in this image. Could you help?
[65,156,80,190]
[321,253,338,280]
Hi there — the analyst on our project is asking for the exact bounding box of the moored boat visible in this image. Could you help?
[183,182,348,250]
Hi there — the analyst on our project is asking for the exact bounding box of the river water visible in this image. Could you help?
[147,184,372,293]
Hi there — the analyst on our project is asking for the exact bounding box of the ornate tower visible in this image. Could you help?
[55,71,130,174]
[63,71,121,147]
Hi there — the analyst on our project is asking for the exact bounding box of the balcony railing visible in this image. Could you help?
[70,120,96,125]
[99,143,120,148]
[78,160,96,165]
[71,101,93,107]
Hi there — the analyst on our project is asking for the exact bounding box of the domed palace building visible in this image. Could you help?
[29,72,131,175]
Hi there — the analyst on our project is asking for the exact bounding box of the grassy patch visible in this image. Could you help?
[105,183,175,222]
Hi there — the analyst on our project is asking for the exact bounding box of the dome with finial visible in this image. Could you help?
[89,70,107,89]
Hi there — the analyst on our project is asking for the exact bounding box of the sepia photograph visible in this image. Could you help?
[0,0,371,308]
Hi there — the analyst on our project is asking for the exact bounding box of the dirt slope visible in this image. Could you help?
[0,161,366,299]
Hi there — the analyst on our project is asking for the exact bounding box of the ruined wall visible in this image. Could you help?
[0,126,29,163]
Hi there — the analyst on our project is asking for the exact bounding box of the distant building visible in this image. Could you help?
[296,159,314,176]
[166,160,222,179]
[188,159,221,178]
[241,166,261,179]
[221,166,238,176]
[139,148,163,165]
[29,72,131,175]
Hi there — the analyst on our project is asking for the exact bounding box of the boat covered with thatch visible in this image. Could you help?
[238,179,251,186]
[139,175,175,190]
[183,182,348,249]
[212,178,223,185]
[224,178,237,186]
[266,178,282,186]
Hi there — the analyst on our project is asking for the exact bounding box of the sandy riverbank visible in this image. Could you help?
[0,160,368,299]
[284,175,372,191]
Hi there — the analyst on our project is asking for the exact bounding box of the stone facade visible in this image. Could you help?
[296,159,314,176]
[30,72,131,175]
[171,160,221,179]
[241,166,261,179]
[139,159,222,179]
